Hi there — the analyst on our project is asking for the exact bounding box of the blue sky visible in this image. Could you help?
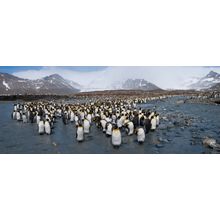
[0,66,107,74]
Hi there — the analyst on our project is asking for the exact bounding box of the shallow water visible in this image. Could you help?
[0,97,220,154]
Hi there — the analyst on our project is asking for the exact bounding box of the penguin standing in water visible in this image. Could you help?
[70,111,75,123]
[126,121,134,136]
[106,122,113,137]
[22,113,28,123]
[112,126,122,149]
[16,111,22,121]
[100,119,107,133]
[76,124,84,142]
[87,112,92,124]
[12,111,17,120]
[74,114,79,126]
[13,104,17,111]
[111,114,117,125]
[140,115,146,127]
[116,116,123,129]
[45,119,51,135]
[156,113,160,127]
[62,111,68,125]
[136,127,145,144]
[36,114,41,125]
[151,116,157,131]
[38,119,45,135]
[132,112,139,129]
[29,111,35,123]
[145,116,151,134]
[83,118,90,134]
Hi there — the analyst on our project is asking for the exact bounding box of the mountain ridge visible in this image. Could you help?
[122,78,161,91]
[188,71,220,90]
[0,73,80,95]
[1,73,162,94]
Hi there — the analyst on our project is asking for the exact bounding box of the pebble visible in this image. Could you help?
[159,124,167,130]
[202,138,217,148]
[156,144,164,148]
[158,137,169,143]
[52,142,57,147]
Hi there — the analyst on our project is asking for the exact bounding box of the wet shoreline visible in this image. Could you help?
[0,96,219,154]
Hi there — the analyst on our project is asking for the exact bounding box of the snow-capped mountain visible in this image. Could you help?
[85,78,161,91]
[188,71,220,90]
[0,73,80,95]
[68,80,82,90]
[209,82,220,91]
[121,79,161,90]
[1,72,161,94]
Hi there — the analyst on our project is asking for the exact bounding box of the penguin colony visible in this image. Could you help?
[11,97,160,148]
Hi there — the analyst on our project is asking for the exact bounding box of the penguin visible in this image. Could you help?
[100,119,107,133]
[87,113,92,124]
[148,111,155,119]
[80,111,85,120]
[70,111,75,123]
[36,115,41,125]
[105,116,112,123]
[156,114,160,127]
[106,122,113,137]
[83,119,90,134]
[112,126,122,148]
[62,112,68,125]
[29,111,35,123]
[132,113,139,129]
[57,109,62,117]
[140,115,146,127]
[111,114,117,124]
[22,113,28,123]
[12,111,17,120]
[13,104,17,111]
[16,111,22,121]
[151,116,157,131]
[38,119,45,135]
[116,116,123,129]
[123,116,128,125]
[95,115,101,128]
[45,119,51,135]
[74,115,79,126]
[27,109,30,121]
[136,127,145,144]
[126,121,134,136]
[76,124,84,142]
[145,117,151,134]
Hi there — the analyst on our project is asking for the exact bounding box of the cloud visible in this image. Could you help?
[12,66,220,90]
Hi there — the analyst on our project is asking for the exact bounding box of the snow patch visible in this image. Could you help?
[213,80,220,83]
[3,80,10,90]
[203,78,214,82]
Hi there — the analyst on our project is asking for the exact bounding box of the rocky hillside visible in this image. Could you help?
[122,79,161,91]
[209,82,220,91]
[0,73,80,95]
[188,71,220,90]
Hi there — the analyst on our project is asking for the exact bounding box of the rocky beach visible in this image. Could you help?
[0,93,219,154]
